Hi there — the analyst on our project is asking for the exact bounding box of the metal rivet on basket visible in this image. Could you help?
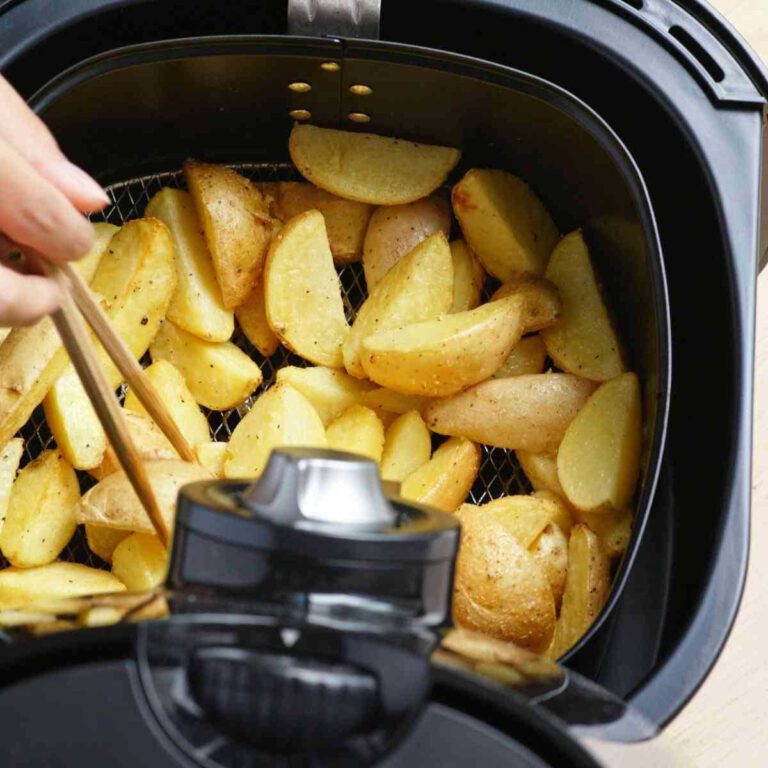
[320,61,341,72]
[289,109,312,121]
[349,84,373,96]
[288,81,312,93]
[347,112,371,123]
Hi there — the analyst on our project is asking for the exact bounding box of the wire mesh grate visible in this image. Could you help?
[8,162,531,571]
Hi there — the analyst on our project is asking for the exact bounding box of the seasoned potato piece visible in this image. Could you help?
[235,274,279,357]
[194,442,229,478]
[401,437,480,512]
[344,231,453,378]
[579,508,633,559]
[452,503,556,652]
[530,490,574,535]
[0,450,80,567]
[494,336,547,378]
[361,294,525,396]
[360,389,428,416]
[112,533,167,591]
[0,439,23,537]
[150,321,262,410]
[452,169,559,280]
[86,525,130,564]
[184,160,274,309]
[225,384,327,478]
[479,494,562,548]
[326,406,385,462]
[265,210,349,367]
[272,182,373,263]
[549,525,611,658]
[124,359,210,446]
[491,275,561,333]
[541,231,625,381]
[530,523,569,607]
[363,195,451,288]
[289,124,460,205]
[0,329,10,347]
[0,563,125,610]
[557,372,641,512]
[381,410,432,482]
[76,460,212,535]
[425,374,596,452]
[516,449,563,495]
[276,366,375,426]
[450,240,485,313]
[146,188,233,341]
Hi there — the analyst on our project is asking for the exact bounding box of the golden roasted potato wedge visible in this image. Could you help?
[272,181,373,263]
[276,366,375,426]
[491,275,561,333]
[450,240,485,313]
[146,187,233,342]
[557,372,641,512]
[363,195,451,288]
[494,335,548,378]
[541,230,625,381]
[86,525,130,564]
[516,450,563,495]
[124,359,210,446]
[184,160,273,309]
[530,523,569,607]
[235,274,279,357]
[225,384,327,478]
[344,231,453,378]
[0,439,23,536]
[111,533,167,591]
[452,169,559,280]
[425,374,596,452]
[150,320,262,410]
[381,410,432,482]
[360,388,428,416]
[401,437,480,512]
[0,563,125,610]
[361,294,525,396]
[76,460,212,535]
[452,503,555,652]
[326,405,385,462]
[530,490,574,534]
[194,442,229,478]
[0,450,80,567]
[265,210,349,367]
[0,328,10,347]
[479,494,562,548]
[549,524,611,658]
[579,508,633,559]
[289,124,460,205]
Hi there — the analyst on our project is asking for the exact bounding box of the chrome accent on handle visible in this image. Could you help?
[288,0,381,39]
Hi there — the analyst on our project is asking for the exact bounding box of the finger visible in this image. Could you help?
[0,75,109,211]
[0,262,62,326]
[0,138,95,262]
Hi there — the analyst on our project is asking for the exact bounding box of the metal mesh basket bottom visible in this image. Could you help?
[9,163,531,571]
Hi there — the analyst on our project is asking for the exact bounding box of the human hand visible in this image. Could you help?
[0,74,109,327]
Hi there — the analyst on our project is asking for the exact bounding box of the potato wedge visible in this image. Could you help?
[272,181,373,263]
[124,359,210,446]
[0,450,80,567]
[344,231,453,378]
[0,328,10,348]
[450,240,485,313]
[479,494,562,548]
[516,450,563,495]
[491,275,561,333]
[326,405,385,462]
[360,388,428,416]
[225,384,327,478]
[363,195,451,288]
[361,294,525,396]
[541,231,625,381]
[289,124,460,205]
[0,563,125,610]
[381,410,432,482]
[549,524,611,658]
[265,210,349,367]
[452,169,559,280]
[86,525,130,564]
[579,508,633,559]
[425,373,596,452]
[150,320,262,410]
[494,335,548,378]
[530,523,569,607]
[401,437,480,512]
[0,439,23,537]
[276,366,375,425]
[453,503,555,652]
[76,460,212,534]
[530,490,574,535]
[194,442,229,478]
[235,274,279,357]
[112,533,167,591]
[184,160,273,309]
[557,372,641,512]
[145,187,233,342]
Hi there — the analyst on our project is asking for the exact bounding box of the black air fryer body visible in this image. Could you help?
[0,0,765,765]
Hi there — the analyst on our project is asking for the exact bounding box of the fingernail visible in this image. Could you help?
[51,160,110,207]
